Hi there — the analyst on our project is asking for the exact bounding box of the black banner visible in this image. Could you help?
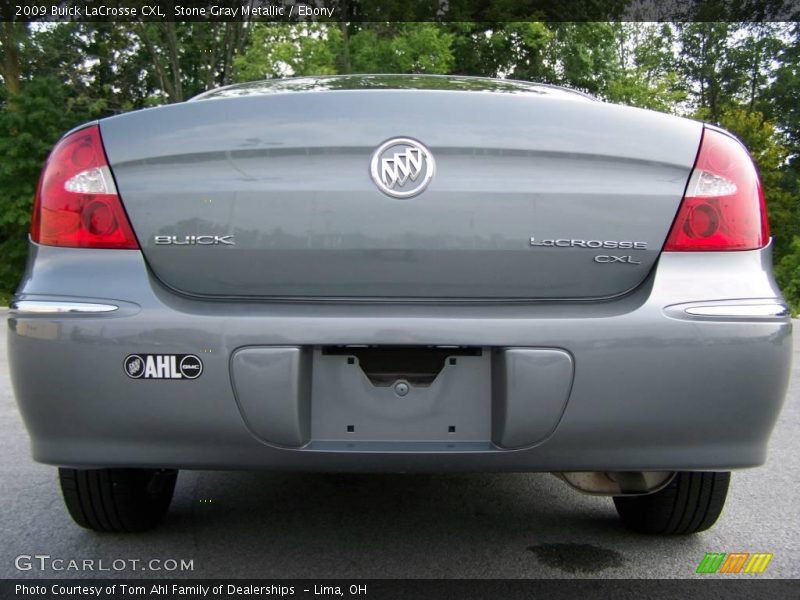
[3,579,800,600]
[3,0,800,23]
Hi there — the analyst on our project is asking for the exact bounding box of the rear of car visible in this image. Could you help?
[7,75,791,534]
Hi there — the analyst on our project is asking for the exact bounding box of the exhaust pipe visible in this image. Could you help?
[555,471,675,496]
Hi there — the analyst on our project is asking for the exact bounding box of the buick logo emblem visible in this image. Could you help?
[125,354,144,378]
[370,137,435,198]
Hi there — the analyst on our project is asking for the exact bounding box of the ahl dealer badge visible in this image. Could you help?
[124,354,203,380]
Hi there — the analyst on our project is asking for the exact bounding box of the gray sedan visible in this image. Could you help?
[7,75,791,536]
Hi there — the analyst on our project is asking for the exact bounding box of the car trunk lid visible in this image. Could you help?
[99,89,701,299]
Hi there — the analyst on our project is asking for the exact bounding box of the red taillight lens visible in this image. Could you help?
[30,125,139,249]
[663,128,769,252]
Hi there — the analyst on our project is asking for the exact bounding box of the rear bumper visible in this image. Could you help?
[7,242,792,471]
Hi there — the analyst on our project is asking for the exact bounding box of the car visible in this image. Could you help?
[7,74,792,535]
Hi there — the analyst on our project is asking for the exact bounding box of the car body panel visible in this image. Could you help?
[8,241,791,471]
[99,81,701,299]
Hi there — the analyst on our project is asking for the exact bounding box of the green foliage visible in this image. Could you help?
[0,79,101,299]
[490,22,555,82]
[547,22,620,95]
[677,23,743,122]
[768,24,800,173]
[234,23,454,80]
[234,24,341,81]
[446,22,515,77]
[775,237,800,314]
[605,23,686,111]
[350,23,454,74]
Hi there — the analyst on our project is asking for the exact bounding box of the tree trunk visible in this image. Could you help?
[0,22,25,97]
[135,24,176,102]
[339,22,351,74]
[165,22,183,102]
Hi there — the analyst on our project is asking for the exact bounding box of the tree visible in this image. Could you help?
[0,79,103,301]
[234,23,341,80]
[677,22,743,121]
[544,22,620,96]
[0,22,27,96]
[769,23,800,172]
[490,22,554,82]
[735,23,783,114]
[775,237,800,314]
[234,23,454,82]
[349,23,454,74]
[605,23,686,111]
[447,22,515,78]
[134,22,253,102]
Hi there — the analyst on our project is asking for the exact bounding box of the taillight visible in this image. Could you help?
[663,127,769,251]
[30,125,139,249]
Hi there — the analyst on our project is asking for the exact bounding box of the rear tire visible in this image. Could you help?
[613,471,730,535]
[59,468,178,532]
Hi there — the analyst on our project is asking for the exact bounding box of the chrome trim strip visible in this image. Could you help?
[684,303,790,318]
[10,301,119,314]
